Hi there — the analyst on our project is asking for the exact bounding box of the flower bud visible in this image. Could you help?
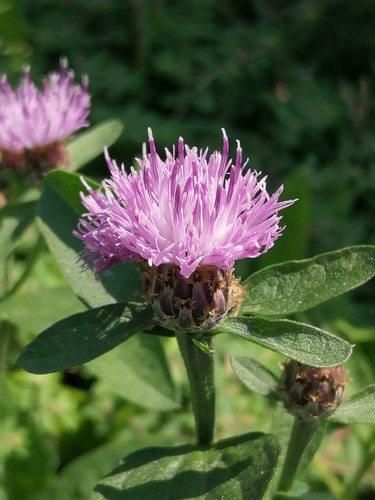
[140,262,244,333]
[279,360,347,420]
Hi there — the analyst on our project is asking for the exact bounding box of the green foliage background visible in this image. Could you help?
[1,1,375,499]
[9,0,375,255]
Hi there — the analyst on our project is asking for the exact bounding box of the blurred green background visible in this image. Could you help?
[1,1,375,499]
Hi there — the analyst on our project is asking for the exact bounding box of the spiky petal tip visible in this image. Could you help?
[75,129,296,279]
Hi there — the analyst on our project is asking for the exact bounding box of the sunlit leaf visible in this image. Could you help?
[37,178,143,309]
[91,432,281,500]
[241,246,375,316]
[17,303,154,373]
[230,356,278,398]
[86,334,178,410]
[331,384,375,424]
[216,316,353,367]
[68,119,124,171]
[33,431,169,500]
[44,169,100,215]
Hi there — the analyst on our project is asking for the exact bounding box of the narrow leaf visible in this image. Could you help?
[44,169,100,215]
[92,432,281,500]
[216,317,353,367]
[191,337,213,354]
[241,246,375,316]
[331,384,375,424]
[37,180,143,308]
[86,334,178,410]
[68,119,123,171]
[17,303,154,373]
[230,356,278,398]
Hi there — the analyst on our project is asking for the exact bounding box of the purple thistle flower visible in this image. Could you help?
[75,128,296,279]
[0,57,90,172]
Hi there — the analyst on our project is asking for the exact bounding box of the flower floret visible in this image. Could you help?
[75,128,296,278]
[0,57,90,170]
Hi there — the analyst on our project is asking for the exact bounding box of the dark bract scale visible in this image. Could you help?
[140,262,245,333]
[279,361,347,420]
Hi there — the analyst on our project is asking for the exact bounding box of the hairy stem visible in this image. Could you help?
[276,418,319,493]
[176,331,215,447]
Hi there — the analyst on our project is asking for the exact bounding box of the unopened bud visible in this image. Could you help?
[140,263,244,333]
[279,360,347,419]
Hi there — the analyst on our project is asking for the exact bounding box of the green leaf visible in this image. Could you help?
[67,118,124,171]
[230,356,278,398]
[191,337,213,354]
[272,481,315,499]
[91,432,281,500]
[241,246,375,316]
[37,179,143,309]
[331,384,375,424]
[86,333,178,410]
[0,287,85,334]
[33,431,168,500]
[0,200,36,261]
[17,303,154,373]
[44,169,100,214]
[36,165,176,410]
[216,317,353,367]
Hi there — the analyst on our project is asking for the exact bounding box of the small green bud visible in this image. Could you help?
[140,263,244,333]
[279,360,347,420]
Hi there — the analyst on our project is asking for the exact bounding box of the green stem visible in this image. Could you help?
[276,418,319,493]
[175,331,215,447]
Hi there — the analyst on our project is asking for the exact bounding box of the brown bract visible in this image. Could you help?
[140,262,245,334]
[279,360,347,420]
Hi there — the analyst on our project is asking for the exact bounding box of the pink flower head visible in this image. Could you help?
[75,129,296,278]
[0,57,90,171]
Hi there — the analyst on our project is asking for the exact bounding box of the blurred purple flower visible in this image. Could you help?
[0,57,90,172]
[75,129,296,279]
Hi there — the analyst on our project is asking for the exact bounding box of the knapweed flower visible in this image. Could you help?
[75,129,296,332]
[279,361,347,419]
[0,57,90,173]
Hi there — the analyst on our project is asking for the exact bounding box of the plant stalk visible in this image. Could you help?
[276,418,319,493]
[176,331,215,447]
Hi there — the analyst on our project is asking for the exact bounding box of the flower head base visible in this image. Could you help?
[141,263,244,333]
[279,361,347,420]
[75,128,296,280]
[0,57,90,173]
